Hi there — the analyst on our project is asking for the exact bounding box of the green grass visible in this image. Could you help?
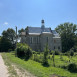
[2,52,77,77]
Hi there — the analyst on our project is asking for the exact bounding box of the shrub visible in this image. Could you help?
[67,63,77,72]
[55,50,60,55]
[63,51,70,56]
[25,48,32,60]
[16,46,25,58]
[71,46,77,52]
[69,49,74,56]
[50,51,52,55]
[16,43,32,60]
[36,52,40,54]
[33,53,41,62]
[32,51,36,54]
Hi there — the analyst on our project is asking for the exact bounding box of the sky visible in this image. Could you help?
[0,0,77,35]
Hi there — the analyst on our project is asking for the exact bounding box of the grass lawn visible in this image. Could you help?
[2,52,77,77]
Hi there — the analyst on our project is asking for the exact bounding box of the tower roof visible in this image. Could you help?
[41,20,44,23]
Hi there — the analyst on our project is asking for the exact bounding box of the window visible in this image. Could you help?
[30,37,33,44]
[37,37,39,44]
[54,46,55,49]
[47,37,48,42]
[54,40,56,43]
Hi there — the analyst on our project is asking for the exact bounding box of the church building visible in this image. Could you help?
[20,20,62,51]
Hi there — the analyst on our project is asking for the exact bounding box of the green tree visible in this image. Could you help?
[42,44,49,66]
[0,37,12,52]
[2,28,15,43]
[18,28,25,34]
[55,22,76,52]
[52,51,55,66]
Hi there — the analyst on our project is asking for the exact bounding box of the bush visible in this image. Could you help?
[36,52,40,54]
[32,51,36,54]
[69,49,74,56]
[25,48,32,60]
[55,50,60,55]
[16,43,32,60]
[67,63,77,72]
[63,52,70,56]
[16,46,25,58]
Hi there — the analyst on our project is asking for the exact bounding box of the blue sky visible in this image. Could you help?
[0,0,77,35]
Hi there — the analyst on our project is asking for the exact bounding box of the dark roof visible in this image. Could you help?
[28,27,42,33]
[28,27,51,33]
[28,27,59,35]
[52,30,58,34]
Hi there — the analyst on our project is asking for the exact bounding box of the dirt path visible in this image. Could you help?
[12,64,36,77]
[0,54,9,77]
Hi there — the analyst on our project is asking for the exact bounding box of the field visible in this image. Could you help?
[1,52,77,77]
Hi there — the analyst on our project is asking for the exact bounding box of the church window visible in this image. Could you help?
[30,37,33,44]
[37,37,39,44]
[54,40,56,43]
[47,37,48,42]
[54,46,55,49]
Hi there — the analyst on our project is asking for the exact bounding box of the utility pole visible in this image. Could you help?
[15,26,17,48]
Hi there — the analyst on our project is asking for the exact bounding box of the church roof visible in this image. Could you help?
[52,30,58,34]
[28,27,59,35]
[28,27,42,34]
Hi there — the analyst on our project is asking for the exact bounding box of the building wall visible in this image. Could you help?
[26,35,41,51]
[52,37,62,51]
[40,33,53,51]
[20,34,62,51]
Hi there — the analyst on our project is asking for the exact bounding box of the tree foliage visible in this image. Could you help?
[68,63,77,73]
[42,44,49,66]
[18,28,25,34]
[55,22,76,52]
[0,37,12,52]
[16,43,32,60]
[2,28,15,43]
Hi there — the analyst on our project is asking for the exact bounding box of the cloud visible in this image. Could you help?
[4,22,9,25]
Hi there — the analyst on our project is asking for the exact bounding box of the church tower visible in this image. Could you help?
[41,19,45,29]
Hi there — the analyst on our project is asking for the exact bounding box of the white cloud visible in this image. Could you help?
[4,22,9,25]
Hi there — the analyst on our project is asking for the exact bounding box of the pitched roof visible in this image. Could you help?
[52,30,58,34]
[28,27,42,34]
[28,27,51,34]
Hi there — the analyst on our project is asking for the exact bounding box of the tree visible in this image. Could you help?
[42,44,49,66]
[55,22,76,52]
[51,51,55,66]
[2,28,15,43]
[18,28,25,34]
[0,37,12,52]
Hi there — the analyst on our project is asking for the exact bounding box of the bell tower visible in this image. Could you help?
[41,19,45,29]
